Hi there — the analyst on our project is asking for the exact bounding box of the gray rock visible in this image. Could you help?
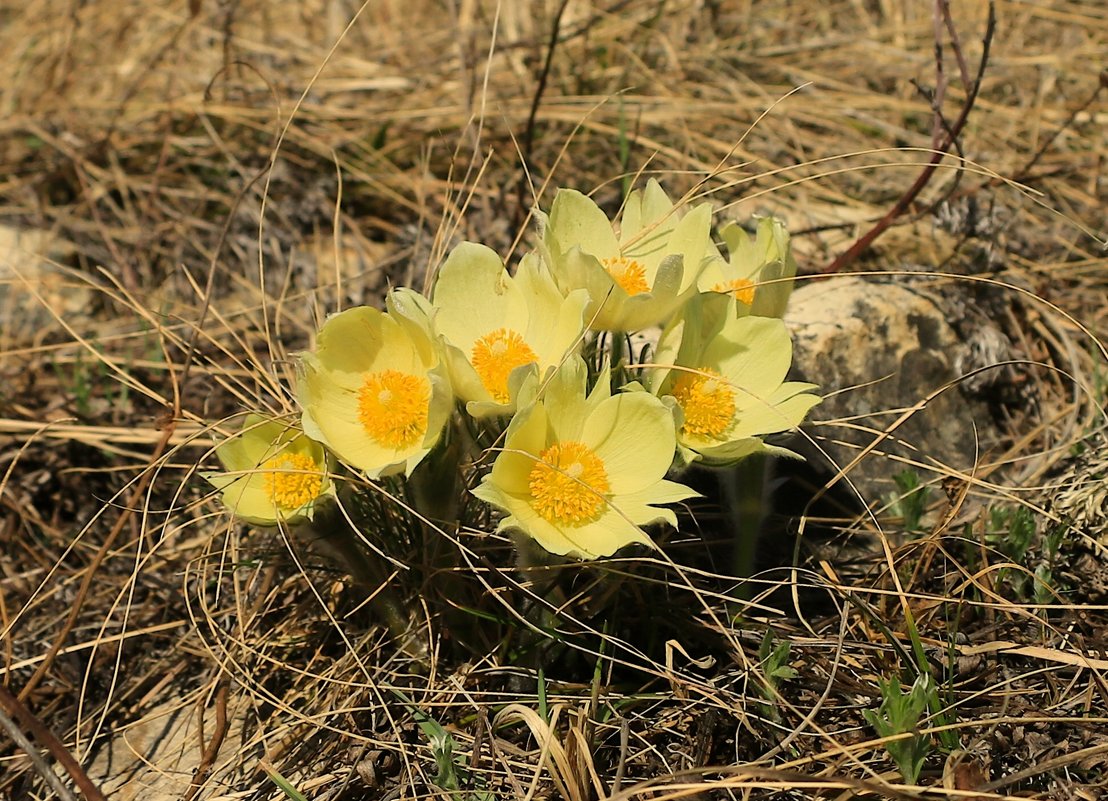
[784,276,1002,505]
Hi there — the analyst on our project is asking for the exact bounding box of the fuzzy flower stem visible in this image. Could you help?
[512,534,568,664]
[300,504,418,658]
[724,454,768,595]
[608,331,628,391]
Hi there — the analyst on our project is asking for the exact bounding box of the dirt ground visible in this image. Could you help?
[1,1,1107,799]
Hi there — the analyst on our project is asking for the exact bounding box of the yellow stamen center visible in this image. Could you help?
[671,368,735,439]
[528,441,611,525]
[601,256,650,296]
[357,369,430,449]
[261,452,323,512]
[470,327,538,404]
[712,278,756,306]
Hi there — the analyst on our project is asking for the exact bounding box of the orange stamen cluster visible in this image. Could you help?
[601,256,650,296]
[261,452,323,512]
[670,367,735,439]
[470,328,538,403]
[528,441,611,525]
[357,369,430,449]
[712,278,756,306]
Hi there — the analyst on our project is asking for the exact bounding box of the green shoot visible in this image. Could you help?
[393,689,491,799]
[263,763,311,801]
[986,504,1065,606]
[888,469,931,533]
[537,666,549,723]
[755,630,797,722]
[864,673,934,784]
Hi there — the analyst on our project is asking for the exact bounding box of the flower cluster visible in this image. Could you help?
[206,180,819,561]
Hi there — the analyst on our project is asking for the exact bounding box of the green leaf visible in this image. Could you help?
[263,764,310,801]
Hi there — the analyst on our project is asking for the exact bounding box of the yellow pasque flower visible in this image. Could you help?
[205,414,334,526]
[540,179,717,332]
[697,216,798,318]
[472,356,697,560]
[430,242,589,417]
[650,292,820,465]
[298,292,453,478]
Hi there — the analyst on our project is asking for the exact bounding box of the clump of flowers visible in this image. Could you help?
[204,180,819,619]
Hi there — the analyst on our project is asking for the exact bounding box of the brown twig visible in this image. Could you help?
[823,1,995,274]
[0,696,78,801]
[514,0,573,234]
[1006,68,1108,185]
[15,420,175,704]
[182,675,230,801]
[0,683,106,801]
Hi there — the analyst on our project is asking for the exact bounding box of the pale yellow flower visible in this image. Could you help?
[472,356,697,560]
[650,292,819,465]
[298,293,453,478]
[697,216,798,318]
[541,180,717,332]
[430,242,588,417]
[205,414,333,526]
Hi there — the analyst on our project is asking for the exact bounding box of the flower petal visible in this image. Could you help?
[563,506,656,559]
[731,382,821,438]
[432,242,528,351]
[617,479,701,507]
[489,398,550,496]
[547,189,620,259]
[541,355,593,443]
[707,316,793,398]
[386,288,439,366]
[620,179,676,245]
[316,305,423,378]
[688,436,772,465]
[502,494,654,560]
[516,253,589,368]
[223,482,282,526]
[583,392,676,495]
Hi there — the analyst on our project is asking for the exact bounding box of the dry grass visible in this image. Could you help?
[1,0,1107,799]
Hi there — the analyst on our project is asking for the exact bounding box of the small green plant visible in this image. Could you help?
[986,504,1063,605]
[887,469,931,533]
[418,712,463,794]
[50,341,133,420]
[755,630,798,722]
[864,673,935,784]
[397,691,492,800]
[987,504,1035,559]
[53,350,93,417]
[1034,522,1067,606]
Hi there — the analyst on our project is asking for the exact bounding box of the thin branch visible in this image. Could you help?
[1008,68,1108,184]
[930,0,947,151]
[182,676,230,801]
[0,697,78,801]
[939,0,972,89]
[0,684,105,801]
[823,1,995,274]
[515,0,573,232]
